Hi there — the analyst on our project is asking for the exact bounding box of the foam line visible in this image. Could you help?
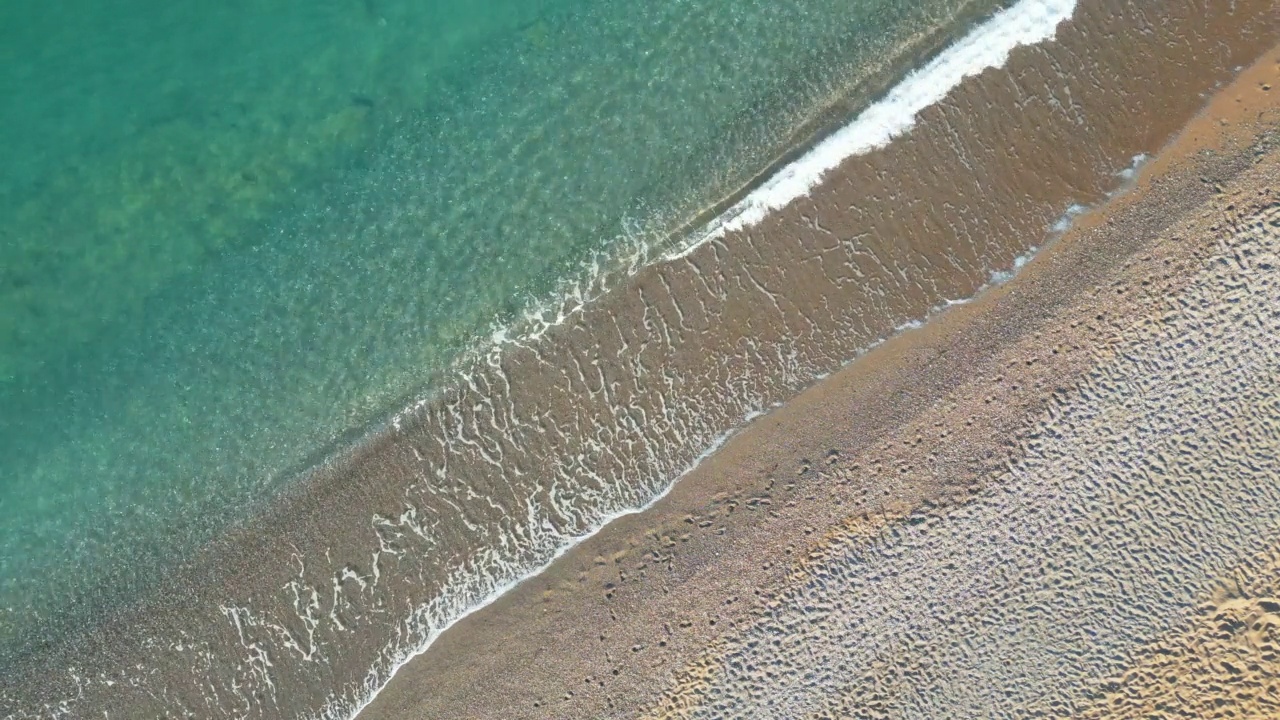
[339,417,744,720]
[341,1,1079,716]
[665,0,1078,260]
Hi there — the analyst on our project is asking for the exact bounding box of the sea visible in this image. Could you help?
[0,0,1084,716]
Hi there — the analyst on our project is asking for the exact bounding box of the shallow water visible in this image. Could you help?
[0,0,994,684]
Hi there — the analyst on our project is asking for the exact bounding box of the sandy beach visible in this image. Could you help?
[357,29,1280,720]
[4,1,1277,718]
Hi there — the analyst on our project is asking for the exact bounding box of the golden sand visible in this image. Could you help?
[358,37,1280,720]
[1073,548,1280,720]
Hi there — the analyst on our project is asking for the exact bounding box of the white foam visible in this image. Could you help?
[989,246,1041,285]
[341,250,1057,718]
[336,2,1081,717]
[665,0,1078,261]
[339,418,745,720]
[1116,152,1150,181]
[1051,203,1088,233]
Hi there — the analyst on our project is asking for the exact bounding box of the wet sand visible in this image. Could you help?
[358,32,1280,720]
[3,1,1277,718]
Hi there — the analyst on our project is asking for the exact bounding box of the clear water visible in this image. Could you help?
[0,0,990,672]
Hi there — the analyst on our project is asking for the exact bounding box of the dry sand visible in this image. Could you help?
[357,39,1280,720]
[1072,546,1280,720]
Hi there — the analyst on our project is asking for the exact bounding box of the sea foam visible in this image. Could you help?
[666,0,1078,260]
[340,2,1079,718]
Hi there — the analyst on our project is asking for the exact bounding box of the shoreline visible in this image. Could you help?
[339,5,1279,714]
[0,0,1011,678]
[663,0,1006,249]
[3,1,1276,718]
[0,0,1006,671]
[356,30,1280,720]
[0,0,1004,680]
[0,0,1048,683]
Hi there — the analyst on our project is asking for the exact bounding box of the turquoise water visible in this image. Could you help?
[0,0,988,677]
